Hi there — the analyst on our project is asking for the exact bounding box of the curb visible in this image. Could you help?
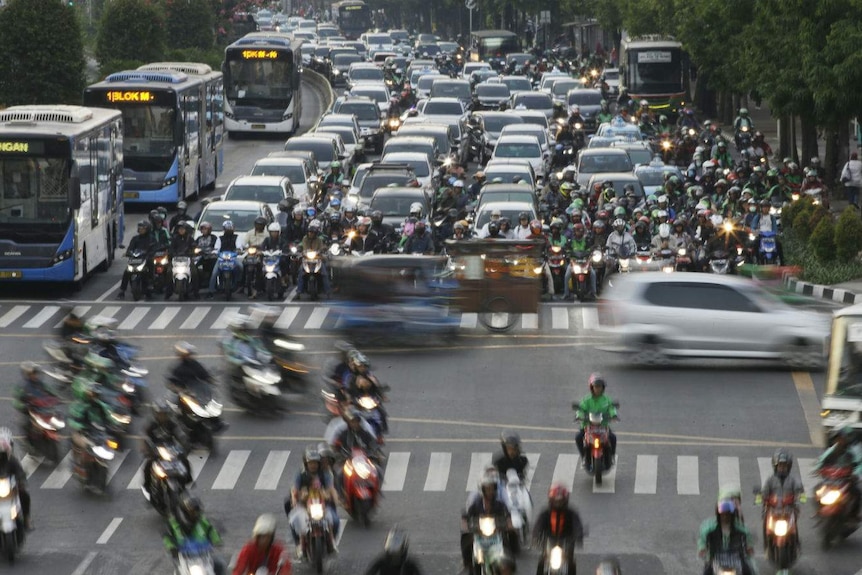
[784,276,861,305]
[302,68,335,116]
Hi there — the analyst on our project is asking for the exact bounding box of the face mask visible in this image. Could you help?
[749,206,757,213]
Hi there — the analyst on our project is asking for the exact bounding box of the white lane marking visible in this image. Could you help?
[797,458,817,495]
[465,453,492,492]
[96,305,120,319]
[106,450,129,484]
[149,307,178,330]
[41,452,74,489]
[127,462,146,490]
[21,454,43,478]
[334,518,348,547]
[118,306,149,330]
[96,280,122,302]
[524,453,540,490]
[255,450,291,491]
[303,306,329,329]
[275,307,300,329]
[551,454,578,492]
[382,452,410,492]
[424,452,451,492]
[71,551,99,575]
[582,307,599,331]
[96,517,123,544]
[23,305,60,328]
[521,313,538,330]
[54,305,90,328]
[189,451,210,481]
[0,305,29,328]
[460,313,478,329]
[211,450,251,489]
[757,457,772,491]
[551,307,569,330]
[634,455,658,495]
[181,306,210,329]
[717,456,740,493]
[212,307,242,330]
[593,462,616,493]
[677,455,700,495]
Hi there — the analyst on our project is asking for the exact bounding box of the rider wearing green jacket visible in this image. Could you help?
[698,499,756,575]
[164,494,226,575]
[573,373,618,466]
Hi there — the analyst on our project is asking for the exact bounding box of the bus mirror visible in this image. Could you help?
[69,161,82,209]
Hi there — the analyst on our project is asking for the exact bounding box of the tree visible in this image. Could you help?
[162,0,215,51]
[96,0,166,75]
[0,0,86,106]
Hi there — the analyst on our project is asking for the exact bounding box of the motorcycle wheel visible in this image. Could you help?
[308,276,319,301]
[44,438,60,464]
[478,296,517,333]
[773,542,794,569]
[130,277,142,302]
[313,534,325,574]
[821,520,836,550]
[594,455,604,485]
[90,463,107,494]
[355,498,372,528]
[221,272,232,301]
[176,279,188,302]
[3,531,15,563]
[266,277,278,301]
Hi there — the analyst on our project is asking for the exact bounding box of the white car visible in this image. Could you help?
[250,157,313,202]
[420,97,467,132]
[222,176,293,215]
[500,124,551,157]
[491,134,547,182]
[195,200,275,246]
[349,83,393,116]
[381,151,437,190]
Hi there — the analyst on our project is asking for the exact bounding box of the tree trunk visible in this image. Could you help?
[778,116,791,162]
[799,114,819,167]
[825,127,839,187]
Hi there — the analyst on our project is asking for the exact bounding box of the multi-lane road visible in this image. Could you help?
[0,76,857,575]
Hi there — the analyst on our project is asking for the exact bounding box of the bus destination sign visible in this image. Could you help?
[343,4,364,9]
[242,50,279,59]
[105,90,155,103]
[638,51,672,63]
[0,141,45,154]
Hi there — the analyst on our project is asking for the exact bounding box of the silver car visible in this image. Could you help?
[601,273,829,369]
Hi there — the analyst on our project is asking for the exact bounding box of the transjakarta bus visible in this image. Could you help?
[223,33,304,135]
[469,30,520,66]
[0,106,123,283]
[84,69,205,204]
[138,63,225,192]
[619,36,688,116]
[331,0,372,40]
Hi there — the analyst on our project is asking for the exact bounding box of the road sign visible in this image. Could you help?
[465,0,476,10]
[539,10,551,24]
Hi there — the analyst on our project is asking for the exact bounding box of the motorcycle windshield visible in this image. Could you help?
[588,412,604,425]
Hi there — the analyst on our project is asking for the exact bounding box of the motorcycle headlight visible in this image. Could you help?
[157,256,169,265]
[0,479,10,498]
[593,437,601,449]
[50,416,65,430]
[110,412,131,425]
[677,248,686,256]
[309,502,325,520]
[330,244,342,256]
[661,140,672,150]
[122,381,135,394]
[741,126,749,132]
[92,445,115,461]
[592,251,602,262]
[792,193,800,201]
[549,546,563,570]
[574,122,583,130]
[820,489,841,506]
[265,264,277,273]
[479,516,496,537]
[153,463,167,479]
[206,400,223,417]
[773,519,789,537]
[723,222,734,233]
[353,458,372,479]
[157,446,173,461]
[619,258,630,269]
[533,266,544,275]
[662,265,674,274]
[274,338,305,352]
[306,251,318,259]
[133,262,146,272]
[357,396,378,410]
[572,265,584,274]
[182,395,209,418]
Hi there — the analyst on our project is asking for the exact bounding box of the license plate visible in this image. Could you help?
[0,270,23,279]
[251,124,266,130]
[123,191,140,199]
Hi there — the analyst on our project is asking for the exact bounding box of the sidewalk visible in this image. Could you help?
[784,276,862,306]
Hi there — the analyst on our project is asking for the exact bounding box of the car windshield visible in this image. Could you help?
[431,82,470,99]
[251,164,306,183]
[370,195,424,216]
[604,70,619,80]
[224,185,285,204]
[417,75,443,90]
[201,208,260,231]
[513,94,552,109]
[336,102,379,121]
[358,173,413,198]
[352,89,387,103]
[504,128,546,146]
[333,54,362,66]
[579,153,633,173]
[476,84,510,98]
[349,68,384,82]
[476,208,530,228]
[326,128,357,145]
[396,131,446,153]
[384,141,434,159]
[385,158,429,177]
[502,78,532,93]
[483,115,522,134]
[284,140,335,163]
[367,34,392,45]
[484,169,532,185]
[552,81,581,97]
[416,44,441,56]
[624,148,652,165]
[568,91,603,106]
[424,101,463,115]
[495,142,540,158]
[637,170,673,187]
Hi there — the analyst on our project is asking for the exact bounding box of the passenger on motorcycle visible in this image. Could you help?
[403,221,436,254]
[597,100,612,124]
[287,448,339,555]
[573,373,618,469]
[118,220,156,300]
[296,221,331,297]
[697,499,755,575]
[0,428,31,530]
[142,399,193,497]
[363,528,424,575]
[460,475,515,571]
[631,217,651,247]
[494,432,529,482]
[815,427,862,518]
[164,495,226,575]
[59,306,86,340]
[345,351,389,435]
[531,484,584,575]
[169,201,191,233]
[711,140,733,169]
[233,513,291,575]
[151,212,170,248]
[370,210,396,251]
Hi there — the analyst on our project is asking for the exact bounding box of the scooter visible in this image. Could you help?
[75,429,119,494]
[814,465,860,549]
[539,538,574,575]
[301,249,324,301]
[468,514,505,575]
[757,231,779,265]
[151,249,170,294]
[224,346,285,416]
[167,377,225,451]
[504,468,532,546]
[0,474,24,562]
[576,409,618,486]
[304,491,333,574]
[170,255,194,301]
[24,396,65,463]
[262,249,285,301]
[342,447,380,527]
[174,541,216,575]
[547,246,567,298]
[754,487,799,572]
[125,249,149,301]
[567,250,593,301]
[142,440,189,516]
[215,250,238,301]
[243,246,262,297]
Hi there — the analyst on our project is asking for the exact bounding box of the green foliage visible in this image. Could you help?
[97,59,148,79]
[166,48,223,71]
[835,206,862,263]
[781,198,810,231]
[783,231,862,285]
[809,216,836,262]
[162,0,215,51]
[792,204,815,240]
[96,0,165,76]
[0,0,86,106]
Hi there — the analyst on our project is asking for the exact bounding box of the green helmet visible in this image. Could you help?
[651,209,661,219]
[84,352,113,372]
[560,182,574,192]
[572,198,584,210]
[767,168,779,178]
[330,160,342,169]
[647,194,657,204]
[739,108,749,116]
[613,206,626,217]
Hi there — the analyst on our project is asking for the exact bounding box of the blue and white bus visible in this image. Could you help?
[223,32,304,135]
[138,62,225,192]
[0,105,123,283]
[84,69,205,204]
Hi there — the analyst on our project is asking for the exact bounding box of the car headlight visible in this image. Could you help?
[52,248,74,265]
[549,546,563,570]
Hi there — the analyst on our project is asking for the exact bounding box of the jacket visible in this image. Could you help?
[532,507,584,543]
[126,233,155,257]
[573,394,617,428]
[233,540,290,575]
[163,515,222,551]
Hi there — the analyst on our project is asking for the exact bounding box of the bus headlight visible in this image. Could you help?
[163,176,178,187]
[52,249,74,265]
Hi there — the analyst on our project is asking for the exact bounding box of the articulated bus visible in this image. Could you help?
[84,69,206,204]
[619,36,688,116]
[331,0,372,40]
[138,63,225,192]
[469,30,520,65]
[223,33,304,135]
[0,105,123,283]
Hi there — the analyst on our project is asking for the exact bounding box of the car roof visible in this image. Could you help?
[610,141,651,150]
[228,175,286,186]
[479,183,536,193]
[370,187,428,198]
[614,271,758,289]
[476,200,535,212]
[496,135,541,144]
[580,147,630,156]
[255,157,305,166]
[381,152,431,163]
[386,135,437,144]
[202,200,267,211]
[349,62,379,69]
[426,96,463,104]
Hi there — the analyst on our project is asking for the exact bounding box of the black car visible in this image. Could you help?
[473,83,511,111]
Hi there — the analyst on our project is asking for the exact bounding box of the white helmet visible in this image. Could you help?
[570,105,580,114]
[710,214,724,227]
[409,202,423,216]
[657,195,668,205]
[0,427,12,456]
[267,222,281,233]
[658,223,671,239]
[253,513,277,537]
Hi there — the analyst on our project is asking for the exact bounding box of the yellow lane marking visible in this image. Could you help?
[791,371,825,448]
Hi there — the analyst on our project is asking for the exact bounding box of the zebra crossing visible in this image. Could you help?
[20,448,820,497]
[0,302,604,334]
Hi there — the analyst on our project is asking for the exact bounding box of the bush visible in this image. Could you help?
[809,217,836,262]
[162,0,215,51]
[97,59,147,78]
[792,204,815,240]
[165,48,223,71]
[97,0,165,76]
[835,206,862,262]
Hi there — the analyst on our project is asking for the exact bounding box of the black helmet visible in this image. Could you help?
[254,216,267,227]
[771,449,793,479]
[137,220,152,233]
[371,210,383,224]
[383,527,409,561]
[500,430,521,450]
[303,447,321,466]
[487,221,499,235]
[178,494,202,530]
[278,199,292,212]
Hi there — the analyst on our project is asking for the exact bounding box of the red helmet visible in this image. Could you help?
[638,215,650,226]
[529,219,542,233]
[588,372,606,392]
[573,223,585,234]
[548,483,570,506]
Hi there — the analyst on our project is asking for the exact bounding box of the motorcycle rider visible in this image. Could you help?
[207,220,244,298]
[166,220,198,300]
[348,217,380,253]
[756,449,804,547]
[67,380,110,482]
[494,431,529,482]
[261,223,290,290]
[733,108,754,147]
[605,218,636,269]
[369,210,395,252]
[247,216,269,250]
[363,528,423,575]
[815,427,862,518]
[0,428,31,530]
[169,201,190,233]
[712,140,733,169]
[324,161,344,189]
[296,221,331,297]
[656,115,672,138]
[194,221,219,290]
[14,362,61,440]
[118,220,156,300]
[232,514,291,575]
[631,217,652,248]
[597,100,613,124]
[460,475,515,571]
[142,399,193,500]
[59,305,86,340]
[403,221,435,254]
[168,341,214,389]
[531,484,584,575]
[573,373,618,470]
[284,207,307,245]
[163,494,225,575]
[287,448,339,557]
[800,167,827,205]
[345,351,389,435]
[697,499,755,575]
[332,407,382,458]
[151,212,170,249]
[563,223,596,300]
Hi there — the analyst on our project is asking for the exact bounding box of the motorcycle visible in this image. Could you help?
[708,549,746,575]
[504,468,532,546]
[354,391,388,440]
[194,246,217,289]
[75,429,119,494]
[244,246,262,297]
[151,249,170,294]
[567,250,593,301]
[215,250,238,300]
[590,248,606,294]
[708,250,731,275]
[167,378,225,451]
[814,465,860,549]
[756,231,779,265]
[754,488,799,571]
[301,250,324,301]
[24,396,65,463]
[170,255,194,301]
[539,538,573,575]
[96,387,133,448]
[547,246,567,297]
[675,245,692,272]
[803,186,825,206]
[468,514,505,575]
[304,490,333,574]
[633,244,653,271]
[655,248,676,273]
[142,440,189,516]
[262,249,285,301]
[577,407,618,485]
[736,126,752,152]
[226,346,285,416]
[174,541,217,575]
[659,136,674,164]
[286,244,302,286]
[342,447,380,527]
[125,249,149,301]
[0,474,24,562]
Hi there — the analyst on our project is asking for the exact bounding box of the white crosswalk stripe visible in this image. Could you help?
[551,307,569,330]
[677,455,700,495]
[118,307,149,330]
[424,452,451,492]
[0,305,30,328]
[634,454,658,495]
[23,305,60,329]
[212,307,242,330]
[382,452,410,492]
[303,306,329,329]
[551,453,578,492]
[255,450,291,491]
[149,307,178,330]
[465,453,492,492]
[181,306,211,329]
[211,450,250,489]
[274,308,299,329]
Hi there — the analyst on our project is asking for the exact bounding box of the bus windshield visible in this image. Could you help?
[0,156,70,225]
[226,58,294,107]
[121,105,176,173]
[628,49,683,94]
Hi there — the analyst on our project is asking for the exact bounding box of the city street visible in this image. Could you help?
[0,76,857,575]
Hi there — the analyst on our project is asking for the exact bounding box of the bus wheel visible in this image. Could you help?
[73,246,87,291]
[98,230,112,272]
